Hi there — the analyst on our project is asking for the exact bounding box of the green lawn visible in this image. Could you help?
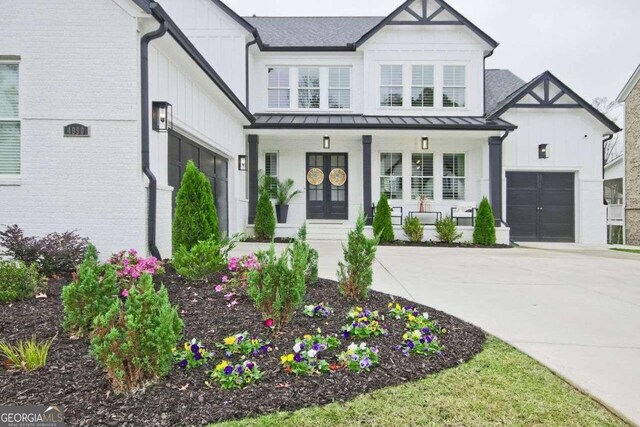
[611,248,640,255]
[213,337,626,427]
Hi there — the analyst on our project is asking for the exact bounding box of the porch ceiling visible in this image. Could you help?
[248,114,517,131]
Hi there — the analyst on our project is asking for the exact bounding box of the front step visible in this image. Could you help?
[306,222,351,241]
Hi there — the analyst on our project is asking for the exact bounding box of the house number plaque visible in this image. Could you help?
[63,123,90,137]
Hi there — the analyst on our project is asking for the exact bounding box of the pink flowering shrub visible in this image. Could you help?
[108,249,164,285]
[215,254,260,294]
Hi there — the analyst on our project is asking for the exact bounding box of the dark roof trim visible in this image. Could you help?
[354,0,498,51]
[143,2,254,123]
[208,0,257,34]
[248,114,516,131]
[488,71,621,133]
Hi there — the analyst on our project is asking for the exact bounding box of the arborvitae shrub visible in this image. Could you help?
[338,214,378,301]
[254,188,276,240]
[402,216,424,243]
[435,216,463,244]
[90,274,183,393]
[172,161,219,253]
[172,237,237,281]
[373,194,394,243]
[473,197,497,246]
[247,244,308,329]
[62,244,119,337]
[290,224,318,284]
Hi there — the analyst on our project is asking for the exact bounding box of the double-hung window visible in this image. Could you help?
[443,154,465,200]
[298,68,320,109]
[264,152,278,197]
[443,65,466,108]
[0,63,20,176]
[380,153,403,200]
[411,153,434,200]
[411,65,435,107]
[328,67,350,109]
[268,67,290,109]
[380,65,403,107]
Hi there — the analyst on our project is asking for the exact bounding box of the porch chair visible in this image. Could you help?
[450,202,477,226]
[371,203,404,226]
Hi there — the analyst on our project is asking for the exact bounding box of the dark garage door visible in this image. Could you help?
[506,172,574,242]
[168,131,228,235]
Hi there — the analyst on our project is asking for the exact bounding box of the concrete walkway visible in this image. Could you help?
[233,241,640,425]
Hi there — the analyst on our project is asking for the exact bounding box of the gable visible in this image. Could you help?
[355,0,498,53]
[488,71,621,133]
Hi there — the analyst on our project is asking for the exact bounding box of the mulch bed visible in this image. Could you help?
[0,271,485,426]
[242,237,295,244]
[379,241,512,248]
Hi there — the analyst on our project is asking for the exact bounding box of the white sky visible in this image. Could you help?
[223,0,640,102]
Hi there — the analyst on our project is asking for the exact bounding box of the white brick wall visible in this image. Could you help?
[0,0,146,258]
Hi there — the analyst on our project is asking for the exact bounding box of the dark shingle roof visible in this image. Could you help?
[485,69,526,114]
[244,17,384,48]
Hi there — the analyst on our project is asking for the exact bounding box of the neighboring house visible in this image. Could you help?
[617,64,640,246]
[0,0,621,258]
[604,155,625,244]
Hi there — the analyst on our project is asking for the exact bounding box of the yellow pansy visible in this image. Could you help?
[407,314,416,322]
[412,330,422,339]
[355,306,363,312]
[303,335,312,340]
[223,336,236,345]
[387,302,393,308]
[395,303,401,311]
[286,354,294,362]
[360,317,368,322]
[216,360,228,371]
[280,355,288,364]
[403,333,409,340]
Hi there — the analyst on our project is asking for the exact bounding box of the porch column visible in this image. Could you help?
[488,136,503,225]
[362,135,373,223]
[248,134,259,224]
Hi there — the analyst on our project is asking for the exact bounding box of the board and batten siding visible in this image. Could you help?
[0,0,146,257]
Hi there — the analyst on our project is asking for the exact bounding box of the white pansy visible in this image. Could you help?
[293,343,302,353]
[307,349,317,358]
[359,343,367,349]
[348,343,358,351]
[422,312,429,319]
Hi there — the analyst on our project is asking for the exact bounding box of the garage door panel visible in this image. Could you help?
[507,172,574,242]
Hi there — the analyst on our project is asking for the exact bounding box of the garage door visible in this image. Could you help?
[168,131,228,235]
[506,172,574,242]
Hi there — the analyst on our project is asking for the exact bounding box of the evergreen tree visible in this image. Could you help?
[473,196,497,245]
[338,214,378,301]
[172,161,219,252]
[372,194,395,243]
[254,188,276,240]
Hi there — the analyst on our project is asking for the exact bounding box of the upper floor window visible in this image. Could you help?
[411,153,434,199]
[411,65,435,108]
[328,67,351,109]
[443,65,466,108]
[298,68,320,109]
[268,67,290,109]
[443,153,465,200]
[380,153,403,200]
[380,65,403,107]
[0,63,20,175]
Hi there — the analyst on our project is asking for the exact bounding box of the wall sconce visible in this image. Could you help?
[323,135,331,150]
[152,101,172,132]
[238,155,247,171]
[538,144,550,159]
[421,136,429,150]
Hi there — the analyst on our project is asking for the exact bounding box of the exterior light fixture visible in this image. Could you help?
[323,135,331,150]
[152,101,172,132]
[238,155,247,171]
[421,136,429,150]
[539,144,550,159]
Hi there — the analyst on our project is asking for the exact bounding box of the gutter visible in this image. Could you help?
[602,134,614,205]
[140,19,168,259]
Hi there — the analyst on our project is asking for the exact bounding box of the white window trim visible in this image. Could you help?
[328,67,352,110]
[380,152,404,200]
[297,67,321,109]
[442,153,467,201]
[379,64,404,108]
[410,152,434,200]
[411,65,436,109]
[442,65,467,109]
[0,59,21,183]
[267,67,291,110]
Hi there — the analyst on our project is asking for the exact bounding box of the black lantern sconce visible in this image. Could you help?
[323,135,331,150]
[421,136,429,150]
[152,101,172,132]
[238,155,247,171]
[538,144,550,159]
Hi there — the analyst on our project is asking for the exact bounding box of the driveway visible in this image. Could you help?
[233,242,640,425]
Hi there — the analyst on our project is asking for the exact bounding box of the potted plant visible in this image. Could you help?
[275,178,302,223]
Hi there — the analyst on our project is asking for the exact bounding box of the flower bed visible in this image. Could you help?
[0,269,485,426]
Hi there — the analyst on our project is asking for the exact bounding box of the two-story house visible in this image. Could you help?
[0,0,620,257]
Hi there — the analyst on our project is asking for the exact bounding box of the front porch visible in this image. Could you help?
[245,119,513,244]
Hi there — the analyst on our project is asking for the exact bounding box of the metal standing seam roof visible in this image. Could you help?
[250,114,516,130]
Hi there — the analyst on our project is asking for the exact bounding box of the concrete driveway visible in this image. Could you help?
[233,242,640,425]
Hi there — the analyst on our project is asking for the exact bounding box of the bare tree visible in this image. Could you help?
[593,97,624,164]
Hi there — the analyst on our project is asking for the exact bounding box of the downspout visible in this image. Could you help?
[499,129,512,229]
[141,18,168,259]
[245,37,258,109]
[602,134,614,205]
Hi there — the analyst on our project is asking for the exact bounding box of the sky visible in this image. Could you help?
[223,0,640,102]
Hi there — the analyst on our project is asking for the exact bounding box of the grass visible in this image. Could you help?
[611,248,640,255]
[0,335,55,371]
[213,337,627,427]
